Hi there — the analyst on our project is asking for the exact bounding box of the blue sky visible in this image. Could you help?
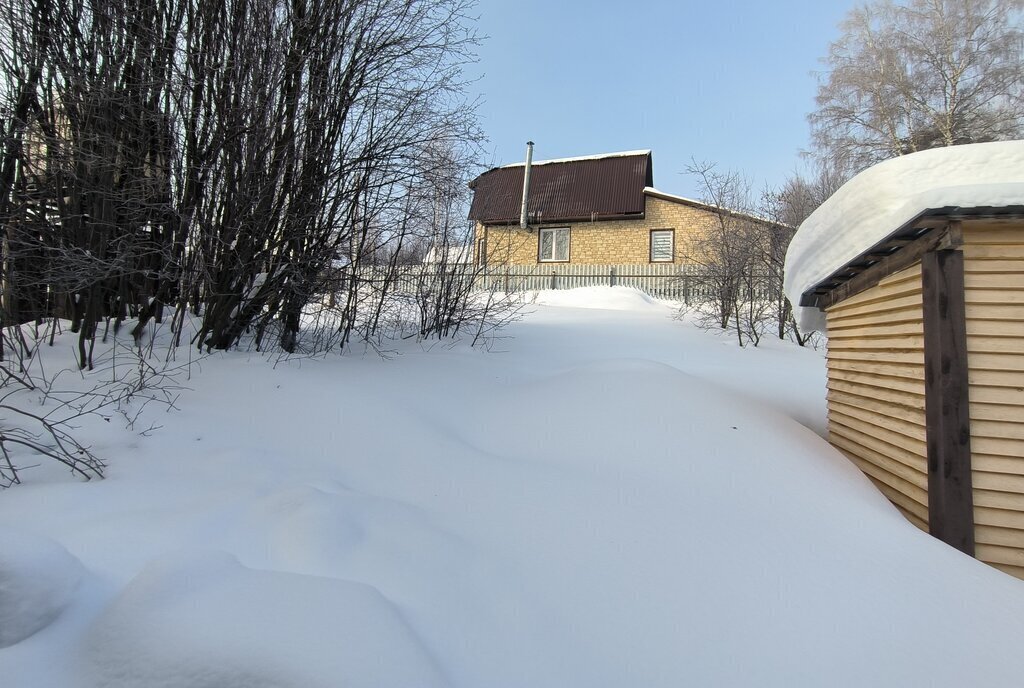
[468,0,857,199]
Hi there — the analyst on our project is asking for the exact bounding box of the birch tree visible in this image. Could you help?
[811,0,1024,172]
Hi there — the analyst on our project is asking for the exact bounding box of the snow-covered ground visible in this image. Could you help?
[2,287,1024,687]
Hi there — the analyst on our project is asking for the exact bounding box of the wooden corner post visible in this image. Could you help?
[921,247,975,556]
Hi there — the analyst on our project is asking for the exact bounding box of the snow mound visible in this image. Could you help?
[784,141,1024,331]
[83,551,446,688]
[0,532,84,648]
[530,286,670,311]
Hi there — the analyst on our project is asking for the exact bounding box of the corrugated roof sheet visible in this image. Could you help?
[468,151,653,224]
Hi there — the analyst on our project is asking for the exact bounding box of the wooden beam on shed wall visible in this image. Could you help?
[921,246,975,556]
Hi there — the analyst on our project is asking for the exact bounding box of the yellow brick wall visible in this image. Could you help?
[477,195,722,265]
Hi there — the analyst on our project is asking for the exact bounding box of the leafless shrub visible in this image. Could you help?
[0,0,494,481]
[0,327,190,486]
[0,0,487,357]
[679,161,801,347]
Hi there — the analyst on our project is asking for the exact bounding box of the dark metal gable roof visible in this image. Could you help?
[468,151,653,224]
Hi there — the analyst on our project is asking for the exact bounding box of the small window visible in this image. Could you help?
[650,229,674,262]
[477,237,487,266]
[539,227,570,262]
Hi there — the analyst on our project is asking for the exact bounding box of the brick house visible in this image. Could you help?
[468,150,744,266]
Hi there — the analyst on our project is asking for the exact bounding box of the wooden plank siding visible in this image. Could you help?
[825,264,929,527]
[815,217,1024,579]
[962,221,1024,573]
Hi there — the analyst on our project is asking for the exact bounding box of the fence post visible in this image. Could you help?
[610,266,616,287]
[550,270,557,290]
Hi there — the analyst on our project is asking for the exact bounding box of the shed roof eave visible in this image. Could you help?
[799,204,1024,309]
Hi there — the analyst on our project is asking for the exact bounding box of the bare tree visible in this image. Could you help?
[761,186,819,344]
[681,162,770,347]
[680,160,816,347]
[0,0,486,354]
[169,0,484,354]
[811,0,1024,172]
[773,156,851,229]
[0,0,494,483]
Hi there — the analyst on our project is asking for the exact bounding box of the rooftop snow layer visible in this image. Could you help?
[643,187,782,226]
[499,149,651,168]
[642,187,706,207]
[784,141,1024,332]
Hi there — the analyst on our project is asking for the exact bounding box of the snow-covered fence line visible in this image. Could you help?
[345,264,778,303]
[475,264,689,299]
[479,264,782,304]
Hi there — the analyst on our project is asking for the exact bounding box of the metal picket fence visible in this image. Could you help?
[471,264,778,303]
[347,263,778,304]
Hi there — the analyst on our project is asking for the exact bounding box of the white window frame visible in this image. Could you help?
[477,236,487,266]
[650,229,675,263]
[538,227,570,263]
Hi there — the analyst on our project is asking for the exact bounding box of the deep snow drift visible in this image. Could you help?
[784,141,1024,331]
[2,287,1023,687]
[0,533,83,649]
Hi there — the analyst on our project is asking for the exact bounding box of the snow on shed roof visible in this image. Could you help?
[784,141,1024,332]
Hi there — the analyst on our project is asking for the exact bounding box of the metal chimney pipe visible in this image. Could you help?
[519,141,534,229]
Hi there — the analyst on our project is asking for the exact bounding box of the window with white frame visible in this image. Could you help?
[650,229,674,262]
[539,227,570,262]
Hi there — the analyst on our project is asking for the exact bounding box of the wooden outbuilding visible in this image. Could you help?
[785,142,1024,579]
